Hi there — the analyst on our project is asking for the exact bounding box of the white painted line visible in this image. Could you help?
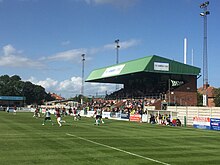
[66,133,171,165]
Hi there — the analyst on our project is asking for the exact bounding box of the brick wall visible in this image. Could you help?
[168,91,197,106]
[167,76,198,106]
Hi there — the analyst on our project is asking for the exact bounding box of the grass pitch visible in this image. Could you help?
[1,112,220,165]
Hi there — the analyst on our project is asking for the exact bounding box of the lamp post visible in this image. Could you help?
[200,1,210,106]
[81,54,85,105]
[168,79,171,106]
[115,39,120,91]
[115,39,120,64]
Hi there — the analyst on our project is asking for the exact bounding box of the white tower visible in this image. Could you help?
[184,38,187,64]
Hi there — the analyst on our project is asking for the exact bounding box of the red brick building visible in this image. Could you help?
[50,93,64,100]
[198,85,216,107]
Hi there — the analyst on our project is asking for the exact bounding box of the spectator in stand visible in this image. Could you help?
[161,114,166,125]
[176,119,181,126]
[172,118,177,126]
[155,114,158,124]
[150,114,156,124]
[158,114,162,124]
[166,114,172,126]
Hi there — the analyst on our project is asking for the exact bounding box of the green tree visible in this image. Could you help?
[70,94,91,104]
[11,75,21,82]
[197,91,203,106]
[45,92,56,102]
[22,81,46,105]
[0,75,55,105]
[71,94,82,103]
[0,75,11,95]
[214,88,220,107]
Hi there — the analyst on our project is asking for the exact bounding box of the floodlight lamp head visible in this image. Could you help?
[115,39,119,43]
[200,3,205,8]
[205,11,210,15]
[200,1,209,8]
[205,1,209,6]
[200,12,205,16]
[81,54,85,60]
[200,11,210,16]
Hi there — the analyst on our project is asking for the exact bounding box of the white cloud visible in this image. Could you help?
[27,76,82,98]
[88,39,140,55]
[27,76,121,98]
[45,39,139,63]
[120,39,140,49]
[3,44,16,56]
[26,77,58,89]
[0,39,139,70]
[25,76,37,83]
[58,77,82,92]
[0,44,44,68]
[47,48,87,61]
[38,78,58,89]
[103,39,140,50]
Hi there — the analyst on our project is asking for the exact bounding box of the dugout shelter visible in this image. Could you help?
[0,96,26,108]
[86,55,200,107]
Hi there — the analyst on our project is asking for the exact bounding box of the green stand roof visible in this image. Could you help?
[86,55,200,83]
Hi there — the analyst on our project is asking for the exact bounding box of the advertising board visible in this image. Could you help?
[193,117,210,130]
[121,113,129,119]
[210,118,220,131]
[130,114,141,122]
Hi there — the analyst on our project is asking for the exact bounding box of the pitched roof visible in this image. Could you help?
[198,86,216,98]
[86,55,200,83]
[50,93,64,100]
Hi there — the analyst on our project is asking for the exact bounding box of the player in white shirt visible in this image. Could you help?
[94,108,104,125]
[42,109,53,126]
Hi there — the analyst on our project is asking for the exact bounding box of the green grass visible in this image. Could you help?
[1,112,220,165]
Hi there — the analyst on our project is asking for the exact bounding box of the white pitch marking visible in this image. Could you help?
[66,133,171,165]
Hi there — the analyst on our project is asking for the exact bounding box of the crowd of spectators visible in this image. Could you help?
[84,98,145,113]
[86,97,158,109]
[106,88,162,100]
[82,98,182,126]
[38,97,182,126]
[149,113,181,126]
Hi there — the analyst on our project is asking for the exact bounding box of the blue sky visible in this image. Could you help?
[0,0,219,98]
